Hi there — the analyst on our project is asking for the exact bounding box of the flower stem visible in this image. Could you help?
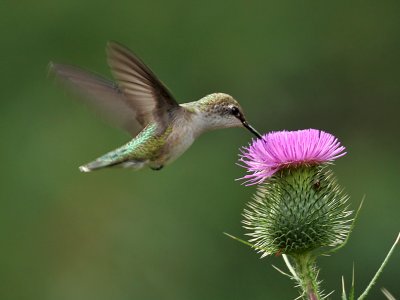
[290,253,321,300]
[358,232,400,300]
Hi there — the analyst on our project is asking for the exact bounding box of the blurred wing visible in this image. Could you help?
[106,41,180,126]
[50,63,142,135]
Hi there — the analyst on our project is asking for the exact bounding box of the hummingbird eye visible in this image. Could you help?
[230,106,240,117]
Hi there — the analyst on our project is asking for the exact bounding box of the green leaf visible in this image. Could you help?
[224,232,252,246]
[223,232,268,252]
[381,288,396,300]
[342,276,347,300]
[349,264,355,300]
[357,233,400,300]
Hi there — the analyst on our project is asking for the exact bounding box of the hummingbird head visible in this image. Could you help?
[195,93,262,138]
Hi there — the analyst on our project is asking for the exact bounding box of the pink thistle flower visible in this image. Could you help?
[239,129,346,185]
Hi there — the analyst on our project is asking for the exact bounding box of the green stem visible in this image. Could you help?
[291,253,321,300]
[357,232,400,300]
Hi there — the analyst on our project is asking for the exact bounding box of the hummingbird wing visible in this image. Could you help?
[106,41,180,127]
[50,63,142,135]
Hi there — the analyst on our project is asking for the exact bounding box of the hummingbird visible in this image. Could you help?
[50,41,261,172]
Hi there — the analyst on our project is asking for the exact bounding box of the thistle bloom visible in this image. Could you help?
[239,129,346,185]
[238,128,351,256]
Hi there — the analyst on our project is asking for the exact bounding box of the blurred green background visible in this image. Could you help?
[1,1,399,299]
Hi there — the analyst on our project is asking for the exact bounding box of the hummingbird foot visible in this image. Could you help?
[150,165,164,171]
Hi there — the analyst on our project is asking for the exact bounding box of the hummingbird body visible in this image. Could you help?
[51,42,261,172]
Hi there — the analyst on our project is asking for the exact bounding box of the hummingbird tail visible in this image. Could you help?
[79,156,146,172]
[79,165,93,172]
[79,135,148,172]
[79,159,121,172]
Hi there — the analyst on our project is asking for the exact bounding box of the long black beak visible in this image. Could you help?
[242,120,262,139]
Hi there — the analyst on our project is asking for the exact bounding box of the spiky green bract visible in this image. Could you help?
[243,165,352,257]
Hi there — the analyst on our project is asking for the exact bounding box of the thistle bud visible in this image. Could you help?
[238,129,351,257]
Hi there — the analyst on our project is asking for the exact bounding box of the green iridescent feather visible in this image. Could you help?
[83,123,173,169]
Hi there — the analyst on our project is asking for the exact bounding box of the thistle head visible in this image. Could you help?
[238,129,351,257]
[194,93,261,137]
[239,129,346,185]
